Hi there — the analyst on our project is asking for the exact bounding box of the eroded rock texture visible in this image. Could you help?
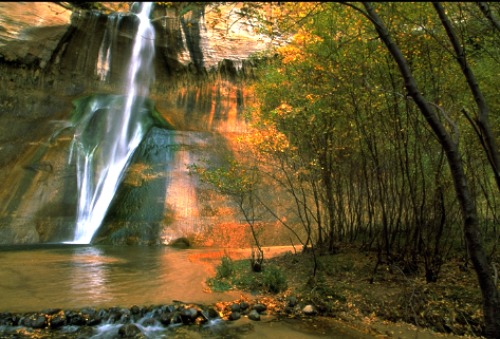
[0,2,280,244]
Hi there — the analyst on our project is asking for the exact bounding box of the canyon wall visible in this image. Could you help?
[0,2,286,245]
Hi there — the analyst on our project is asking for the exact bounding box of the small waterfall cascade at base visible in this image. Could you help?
[70,2,156,244]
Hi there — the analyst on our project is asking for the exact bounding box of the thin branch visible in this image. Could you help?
[434,2,500,191]
[477,2,500,33]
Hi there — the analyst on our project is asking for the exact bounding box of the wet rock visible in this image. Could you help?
[253,303,267,313]
[41,308,62,315]
[118,323,142,337]
[231,303,241,313]
[240,301,249,312]
[76,325,95,338]
[80,307,97,316]
[21,314,47,328]
[120,313,131,323]
[130,305,141,315]
[147,306,162,319]
[180,307,199,324]
[0,300,288,337]
[229,312,241,321]
[162,304,177,314]
[97,308,109,320]
[248,310,260,321]
[87,316,101,326]
[65,310,86,326]
[108,307,131,324]
[288,296,298,307]
[159,311,172,325]
[141,318,157,327]
[130,306,143,322]
[203,307,219,320]
[81,307,100,325]
[170,311,183,325]
[0,312,19,326]
[49,312,67,329]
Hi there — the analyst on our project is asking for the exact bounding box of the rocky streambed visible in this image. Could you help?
[0,297,364,338]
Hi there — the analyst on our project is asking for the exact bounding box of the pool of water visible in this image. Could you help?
[0,244,243,313]
[0,245,371,338]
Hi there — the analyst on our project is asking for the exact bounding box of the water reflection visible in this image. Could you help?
[0,245,365,338]
[0,245,239,313]
[68,246,113,304]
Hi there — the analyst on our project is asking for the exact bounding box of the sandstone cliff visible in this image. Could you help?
[0,2,280,244]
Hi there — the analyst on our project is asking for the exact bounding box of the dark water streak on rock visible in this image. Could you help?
[0,3,268,245]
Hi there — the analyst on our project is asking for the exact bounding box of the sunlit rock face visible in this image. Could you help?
[0,3,72,68]
[0,3,284,245]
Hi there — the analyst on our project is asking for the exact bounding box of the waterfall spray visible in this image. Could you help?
[70,2,156,244]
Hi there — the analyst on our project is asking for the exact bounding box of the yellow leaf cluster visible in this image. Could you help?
[275,102,294,116]
[293,28,324,45]
[277,28,323,65]
[278,45,305,64]
[248,124,291,154]
[305,93,319,103]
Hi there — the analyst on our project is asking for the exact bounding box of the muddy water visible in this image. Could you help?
[0,245,242,312]
[0,245,370,338]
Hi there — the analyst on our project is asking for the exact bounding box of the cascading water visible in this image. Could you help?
[70,2,157,244]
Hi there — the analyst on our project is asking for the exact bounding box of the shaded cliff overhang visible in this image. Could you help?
[0,2,72,68]
[0,2,282,80]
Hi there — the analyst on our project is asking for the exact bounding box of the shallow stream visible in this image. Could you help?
[0,245,370,338]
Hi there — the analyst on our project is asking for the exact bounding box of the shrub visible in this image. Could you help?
[216,256,234,279]
[207,257,288,294]
[263,265,288,293]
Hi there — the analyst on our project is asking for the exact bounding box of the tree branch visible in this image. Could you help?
[433,2,500,192]
[477,2,500,33]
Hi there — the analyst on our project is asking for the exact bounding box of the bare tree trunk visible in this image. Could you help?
[433,2,500,192]
[351,3,500,337]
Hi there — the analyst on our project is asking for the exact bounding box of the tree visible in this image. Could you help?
[248,1,499,335]
[433,3,500,193]
[189,155,266,271]
[344,2,500,337]
[189,3,499,334]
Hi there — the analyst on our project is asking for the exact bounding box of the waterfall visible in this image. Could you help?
[70,2,156,244]
[96,14,119,82]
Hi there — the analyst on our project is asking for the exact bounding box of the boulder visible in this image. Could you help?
[230,303,241,313]
[118,323,142,338]
[21,314,47,329]
[239,301,249,312]
[228,312,241,321]
[180,307,198,324]
[302,304,316,316]
[253,303,267,313]
[202,307,219,320]
[247,310,260,321]
[0,313,18,326]
[159,311,173,325]
[130,305,141,315]
[65,310,86,326]
[49,312,67,329]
